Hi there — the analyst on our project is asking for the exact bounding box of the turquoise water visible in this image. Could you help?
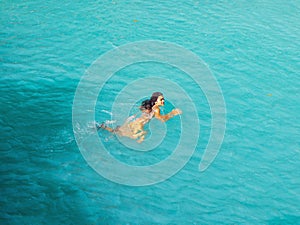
[1,0,300,224]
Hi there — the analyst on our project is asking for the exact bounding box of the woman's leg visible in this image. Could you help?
[97,123,115,133]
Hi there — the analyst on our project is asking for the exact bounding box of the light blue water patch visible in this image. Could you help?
[1,0,300,224]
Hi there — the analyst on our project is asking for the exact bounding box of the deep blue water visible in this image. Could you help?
[1,0,300,224]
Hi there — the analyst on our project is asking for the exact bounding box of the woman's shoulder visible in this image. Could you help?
[152,105,160,112]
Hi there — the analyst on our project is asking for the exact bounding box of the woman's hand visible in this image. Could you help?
[171,108,182,116]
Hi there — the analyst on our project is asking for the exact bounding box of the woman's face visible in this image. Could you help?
[156,95,165,106]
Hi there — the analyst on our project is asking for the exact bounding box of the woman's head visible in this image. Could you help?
[140,92,164,112]
[150,92,164,107]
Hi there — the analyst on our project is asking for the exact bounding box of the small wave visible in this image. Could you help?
[101,110,113,116]
[104,120,116,125]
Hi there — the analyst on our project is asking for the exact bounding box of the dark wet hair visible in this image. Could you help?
[150,92,163,105]
[140,99,152,111]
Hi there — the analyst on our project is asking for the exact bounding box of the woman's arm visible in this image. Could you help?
[153,108,182,122]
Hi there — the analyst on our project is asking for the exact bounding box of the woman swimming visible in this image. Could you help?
[98,92,182,143]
